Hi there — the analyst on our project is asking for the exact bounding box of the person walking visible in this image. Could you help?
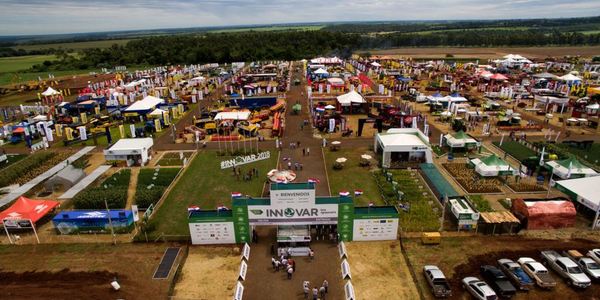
[287,266,294,279]
[312,287,318,300]
[303,284,310,299]
[302,148,306,156]
[274,260,281,271]
[306,147,310,156]
[287,161,292,170]
[319,286,326,299]
[297,141,301,148]
[271,257,276,270]
[309,248,315,261]
[322,279,329,293]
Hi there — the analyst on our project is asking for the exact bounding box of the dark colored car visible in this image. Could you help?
[480,265,517,299]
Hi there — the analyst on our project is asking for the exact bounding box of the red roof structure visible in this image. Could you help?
[511,198,576,230]
[0,196,60,224]
[489,73,508,81]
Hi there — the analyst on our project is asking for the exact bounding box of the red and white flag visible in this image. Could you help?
[231,192,242,198]
[188,205,200,211]
[339,191,350,197]
[354,189,363,196]
[308,178,320,184]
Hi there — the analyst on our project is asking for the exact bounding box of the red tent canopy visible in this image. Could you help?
[0,196,60,223]
[490,73,508,81]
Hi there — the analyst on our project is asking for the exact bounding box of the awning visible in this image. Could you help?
[0,196,60,224]
[337,91,365,107]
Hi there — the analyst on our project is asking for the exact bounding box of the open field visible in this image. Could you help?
[346,240,420,299]
[0,54,56,73]
[12,39,132,51]
[366,46,600,59]
[209,25,323,33]
[404,236,600,300]
[173,246,239,299]
[324,147,383,206]
[146,150,277,239]
[0,243,172,299]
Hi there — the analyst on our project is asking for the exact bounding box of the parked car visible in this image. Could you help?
[541,250,591,288]
[423,265,452,297]
[497,258,534,290]
[563,250,600,281]
[462,276,498,300]
[587,249,600,264]
[517,257,557,289]
[480,265,517,298]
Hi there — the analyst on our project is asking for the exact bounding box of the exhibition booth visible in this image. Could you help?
[374,128,433,168]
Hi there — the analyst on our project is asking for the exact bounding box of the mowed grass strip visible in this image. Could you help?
[493,141,536,162]
[324,147,383,206]
[0,55,56,73]
[147,150,277,237]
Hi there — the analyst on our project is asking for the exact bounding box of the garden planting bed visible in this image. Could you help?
[506,179,546,193]
[72,169,131,209]
[0,151,72,187]
[442,163,502,193]
[134,167,181,209]
[492,141,536,162]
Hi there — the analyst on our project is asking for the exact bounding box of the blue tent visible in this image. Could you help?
[52,210,134,234]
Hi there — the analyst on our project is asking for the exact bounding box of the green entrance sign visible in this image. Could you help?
[338,200,354,241]
[232,200,251,243]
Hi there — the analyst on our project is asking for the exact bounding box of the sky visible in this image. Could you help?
[0,0,599,35]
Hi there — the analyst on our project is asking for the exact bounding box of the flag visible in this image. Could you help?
[339,191,350,197]
[231,192,242,198]
[368,201,374,207]
[188,205,200,211]
[217,204,229,211]
[354,189,363,196]
[539,147,545,166]
[566,161,573,179]
[308,178,320,184]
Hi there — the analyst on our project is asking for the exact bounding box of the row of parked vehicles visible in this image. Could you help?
[423,248,600,299]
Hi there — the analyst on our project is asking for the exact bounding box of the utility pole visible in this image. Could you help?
[439,194,447,232]
[105,199,117,245]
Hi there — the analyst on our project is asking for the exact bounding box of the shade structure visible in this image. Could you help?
[559,73,582,82]
[470,154,515,177]
[336,157,347,163]
[444,131,479,148]
[314,68,329,75]
[124,96,164,113]
[41,87,60,96]
[0,196,60,224]
[336,91,365,107]
[545,157,597,179]
[148,108,166,116]
[532,72,558,79]
[556,176,600,211]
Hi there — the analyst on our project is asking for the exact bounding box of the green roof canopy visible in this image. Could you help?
[557,157,587,170]
[452,130,469,139]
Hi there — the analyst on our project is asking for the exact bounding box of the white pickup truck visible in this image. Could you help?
[564,250,600,281]
[540,250,591,288]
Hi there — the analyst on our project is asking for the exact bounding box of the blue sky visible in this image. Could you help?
[0,0,599,35]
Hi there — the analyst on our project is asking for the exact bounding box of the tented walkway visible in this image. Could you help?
[419,163,460,199]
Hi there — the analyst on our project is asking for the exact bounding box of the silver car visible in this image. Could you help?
[463,276,498,300]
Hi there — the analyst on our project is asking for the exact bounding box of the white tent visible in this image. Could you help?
[444,131,479,149]
[374,128,433,168]
[214,111,251,121]
[314,68,329,75]
[470,155,515,177]
[124,96,165,113]
[559,74,582,82]
[337,91,365,106]
[556,176,600,211]
[148,108,166,117]
[545,157,597,179]
[371,62,381,67]
[41,87,60,96]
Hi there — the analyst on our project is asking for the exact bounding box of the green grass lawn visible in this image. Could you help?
[146,150,277,238]
[12,39,131,51]
[556,143,600,167]
[390,170,442,232]
[157,152,193,166]
[0,55,56,73]
[493,141,536,162]
[468,195,494,212]
[324,147,383,206]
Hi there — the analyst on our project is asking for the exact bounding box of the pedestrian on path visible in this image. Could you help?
[309,248,315,260]
[322,279,328,293]
[312,288,318,300]
[302,148,306,156]
[320,286,326,299]
[274,260,281,271]
[288,161,292,170]
[297,141,301,148]
[271,257,276,270]
[304,285,310,299]
[287,266,294,279]
[306,147,310,156]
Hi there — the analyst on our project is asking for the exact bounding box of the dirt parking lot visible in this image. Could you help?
[404,236,600,299]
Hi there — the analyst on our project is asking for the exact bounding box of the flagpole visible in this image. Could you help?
[3,220,13,244]
[30,219,40,244]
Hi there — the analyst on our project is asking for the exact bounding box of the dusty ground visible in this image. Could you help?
[368,46,600,59]
[243,226,345,300]
[0,243,172,299]
[173,245,240,300]
[403,236,600,300]
[346,240,420,299]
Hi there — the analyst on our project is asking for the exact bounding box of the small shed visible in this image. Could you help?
[44,165,86,192]
[104,138,154,166]
[511,198,576,230]
[478,211,521,235]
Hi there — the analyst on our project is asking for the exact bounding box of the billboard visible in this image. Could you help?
[352,218,398,241]
[248,204,338,225]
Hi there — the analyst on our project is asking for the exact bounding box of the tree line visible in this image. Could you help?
[29,28,600,73]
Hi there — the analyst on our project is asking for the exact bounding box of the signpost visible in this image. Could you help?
[220,151,271,169]
[238,260,248,281]
[241,243,251,261]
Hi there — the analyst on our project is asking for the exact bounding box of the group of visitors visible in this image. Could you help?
[232,166,258,181]
[271,253,296,279]
[303,280,329,300]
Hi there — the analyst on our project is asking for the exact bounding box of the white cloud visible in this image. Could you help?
[0,0,597,35]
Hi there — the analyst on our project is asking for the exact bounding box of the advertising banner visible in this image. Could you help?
[233,204,250,243]
[247,204,338,225]
[352,218,398,241]
[338,202,354,241]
